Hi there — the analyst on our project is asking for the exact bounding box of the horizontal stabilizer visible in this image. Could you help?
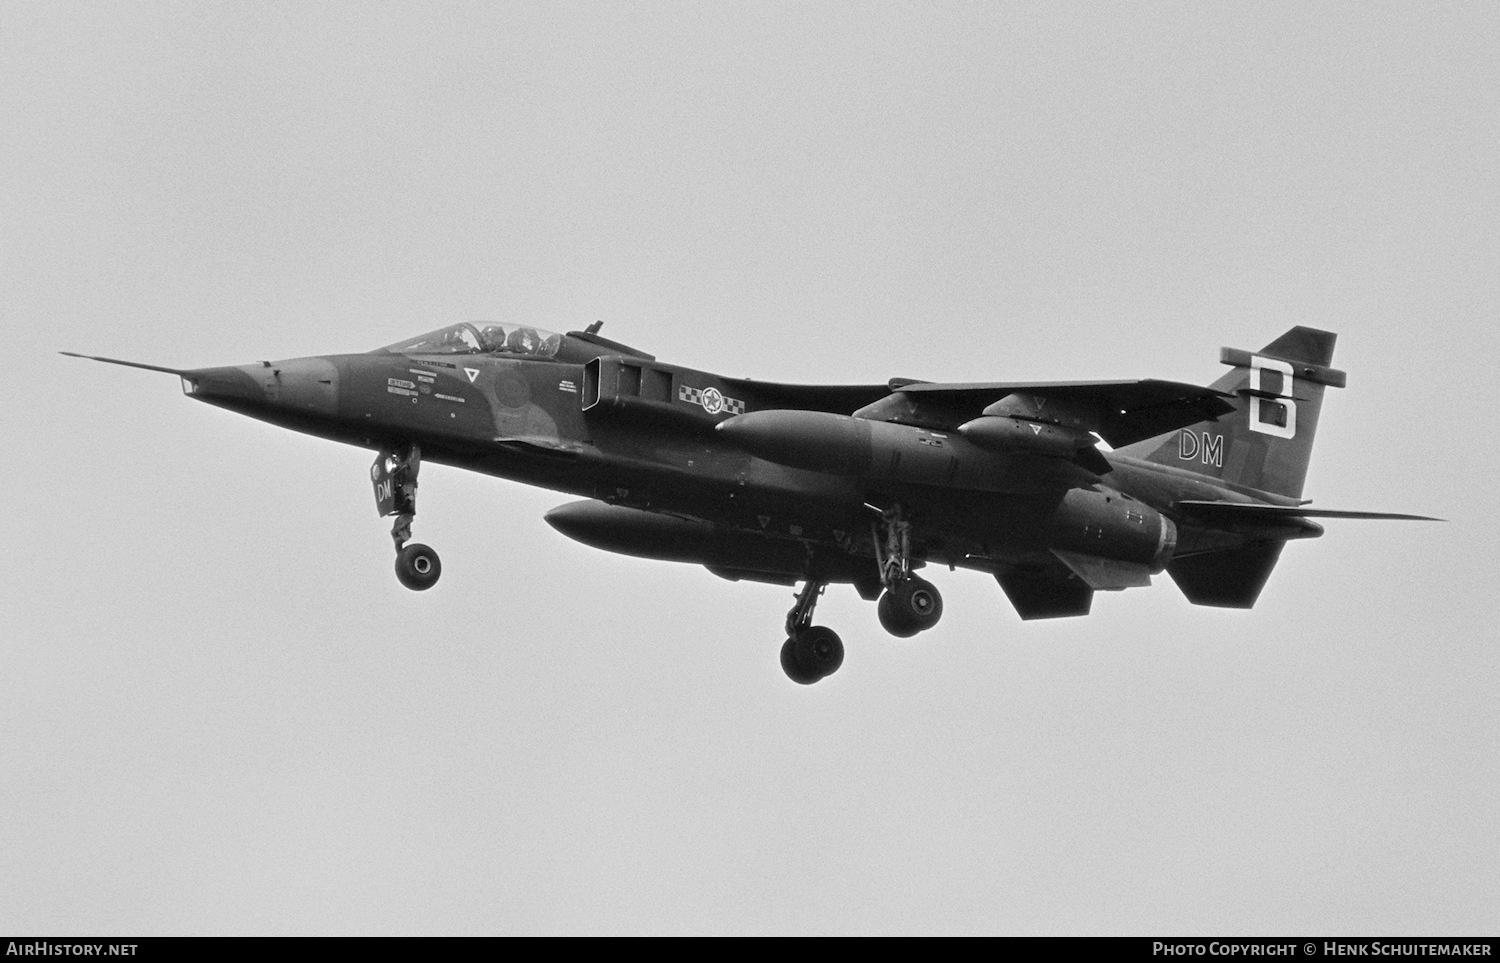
[1169,543,1285,609]
[1177,500,1441,523]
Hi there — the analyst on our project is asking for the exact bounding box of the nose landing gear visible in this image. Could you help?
[373,444,442,591]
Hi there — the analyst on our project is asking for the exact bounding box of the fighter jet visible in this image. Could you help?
[64,323,1433,684]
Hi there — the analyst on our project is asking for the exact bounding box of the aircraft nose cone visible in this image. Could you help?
[181,365,265,405]
[183,358,339,415]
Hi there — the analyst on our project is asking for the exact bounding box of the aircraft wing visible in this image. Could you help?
[894,379,1235,447]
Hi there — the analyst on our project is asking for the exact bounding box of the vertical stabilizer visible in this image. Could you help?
[1117,327,1346,499]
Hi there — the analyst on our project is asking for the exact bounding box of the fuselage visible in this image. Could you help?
[177,329,1314,590]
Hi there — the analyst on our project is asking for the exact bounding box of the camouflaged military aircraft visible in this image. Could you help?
[64,323,1432,684]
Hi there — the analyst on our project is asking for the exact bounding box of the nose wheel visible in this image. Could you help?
[395,542,442,591]
[373,444,442,591]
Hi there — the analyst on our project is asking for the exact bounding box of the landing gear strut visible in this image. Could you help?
[372,444,441,591]
[779,580,844,684]
[872,505,942,637]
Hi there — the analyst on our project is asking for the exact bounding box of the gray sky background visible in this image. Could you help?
[3,1,1496,935]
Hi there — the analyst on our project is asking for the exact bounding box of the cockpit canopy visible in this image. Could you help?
[379,322,563,360]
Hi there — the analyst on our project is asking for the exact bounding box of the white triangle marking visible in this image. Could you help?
[465,368,480,382]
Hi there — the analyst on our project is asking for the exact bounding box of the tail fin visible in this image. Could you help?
[1117,326,1346,499]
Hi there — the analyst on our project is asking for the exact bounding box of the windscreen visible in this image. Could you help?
[379,323,562,359]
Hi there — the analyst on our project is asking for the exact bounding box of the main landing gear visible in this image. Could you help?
[372,444,442,591]
[780,580,844,685]
[872,506,943,638]
[775,505,945,684]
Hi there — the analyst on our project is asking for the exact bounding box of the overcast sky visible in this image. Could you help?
[4,1,1496,935]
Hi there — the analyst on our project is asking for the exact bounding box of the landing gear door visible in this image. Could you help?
[371,452,399,517]
[370,446,419,518]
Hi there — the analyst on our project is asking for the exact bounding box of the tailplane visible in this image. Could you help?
[1165,542,1286,609]
[1117,326,1346,499]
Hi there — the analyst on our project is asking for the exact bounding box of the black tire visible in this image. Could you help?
[877,591,921,638]
[896,576,943,632]
[780,637,822,685]
[878,576,943,636]
[395,543,442,591]
[793,626,844,679]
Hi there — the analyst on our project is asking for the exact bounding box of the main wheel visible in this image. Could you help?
[878,576,943,637]
[780,637,823,685]
[395,543,442,591]
[793,626,844,679]
[877,592,921,638]
[897,576,943,631]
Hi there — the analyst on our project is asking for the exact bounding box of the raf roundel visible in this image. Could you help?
[678,384,746,416]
